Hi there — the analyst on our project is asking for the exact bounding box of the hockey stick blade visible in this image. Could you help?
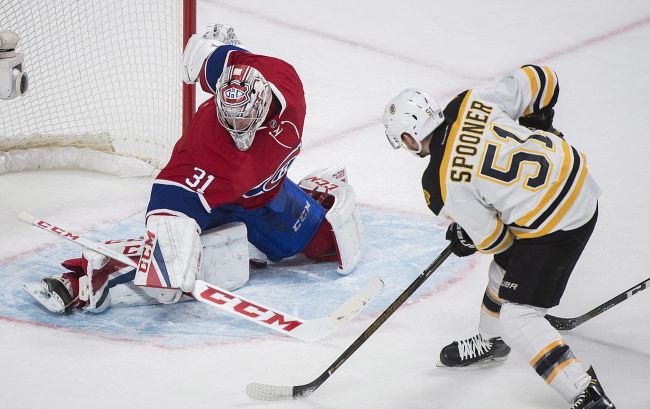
[19,212,383,341]
[193,276,383,342]
[545,276,649,330]
[246,245,454,401]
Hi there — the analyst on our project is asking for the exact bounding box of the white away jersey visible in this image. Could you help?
[422,65,601,254]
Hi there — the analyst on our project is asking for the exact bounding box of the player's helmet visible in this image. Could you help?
[215,64,272,151]
[382,88,444,155]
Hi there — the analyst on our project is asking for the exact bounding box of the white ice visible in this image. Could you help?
[1,1,649,408]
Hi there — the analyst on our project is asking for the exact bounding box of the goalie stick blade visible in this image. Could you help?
[286,275,384,342]
[325,275,384,329]
[192,276,383,342]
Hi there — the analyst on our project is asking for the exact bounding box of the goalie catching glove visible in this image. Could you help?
[182,23,243,84]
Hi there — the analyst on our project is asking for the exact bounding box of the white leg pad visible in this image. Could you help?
[299,166,362,275]
[199,222,250,291]
[328,204,363,275]
[95,222,249,309]
[134,215,202,301]
[499,302,590,402]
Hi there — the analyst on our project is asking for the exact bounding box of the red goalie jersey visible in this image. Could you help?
[147,46,307,228]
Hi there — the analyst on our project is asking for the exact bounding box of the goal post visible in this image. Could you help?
[0,0,196,176]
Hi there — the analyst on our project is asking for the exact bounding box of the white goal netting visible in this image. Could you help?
[0,0,191,176]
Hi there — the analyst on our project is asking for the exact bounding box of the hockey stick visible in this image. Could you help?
[545,276,649,330]
[17,212,384,342]
[246,244,454,401]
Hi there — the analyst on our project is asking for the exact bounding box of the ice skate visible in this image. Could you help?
[22,275,78,314]
[571,367,615,409]
[437,334,511,367]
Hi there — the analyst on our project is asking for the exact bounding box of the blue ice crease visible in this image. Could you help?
[0,207,468,347]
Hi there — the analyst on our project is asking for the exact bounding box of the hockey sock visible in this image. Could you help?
[499,302,591,402]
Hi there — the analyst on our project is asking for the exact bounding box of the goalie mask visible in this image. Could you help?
[216,64,273,151]
[382,88,444,155]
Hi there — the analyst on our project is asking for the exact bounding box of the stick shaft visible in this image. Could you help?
[546,276,649,330]
[293,244,454,398]
[18,212,137,267]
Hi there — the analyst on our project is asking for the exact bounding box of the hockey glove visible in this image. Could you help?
[519,107,564,138]
[445,223,477,257]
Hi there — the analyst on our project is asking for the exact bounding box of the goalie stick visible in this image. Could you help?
[246,244,454,401]
[18,212,383,342]
[545,276,649,330]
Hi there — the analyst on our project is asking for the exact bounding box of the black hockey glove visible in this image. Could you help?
[519,107,564,139]
[445,223,477,257]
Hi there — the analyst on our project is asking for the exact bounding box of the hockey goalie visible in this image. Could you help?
[25,24,363,314]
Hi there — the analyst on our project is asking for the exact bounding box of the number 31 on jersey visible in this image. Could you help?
[185,167,215,194]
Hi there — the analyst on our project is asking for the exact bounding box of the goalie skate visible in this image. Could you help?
[436,334,511,368]
[22,276,76,314]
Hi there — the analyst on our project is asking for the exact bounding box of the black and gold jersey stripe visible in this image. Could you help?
[476,219,513,254]
[521,65,560,116]
[510,144,589,239]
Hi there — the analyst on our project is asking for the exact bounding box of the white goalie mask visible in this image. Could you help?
[216,64,273,151]
[382,88,444,155]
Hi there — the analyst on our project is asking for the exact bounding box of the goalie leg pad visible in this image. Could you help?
[299,166,362,275]
[199,222,250,291]
[134,215,202,302]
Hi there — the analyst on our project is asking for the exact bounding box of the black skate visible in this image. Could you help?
[437,334,511,367]
[571,367,615,409]
[22,276,76,314]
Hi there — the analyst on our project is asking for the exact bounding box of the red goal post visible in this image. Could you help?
[0,0,196,176]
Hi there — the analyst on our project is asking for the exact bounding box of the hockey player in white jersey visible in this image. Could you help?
[382,65,614,409]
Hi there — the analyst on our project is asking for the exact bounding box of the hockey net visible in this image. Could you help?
[0,0,196,177]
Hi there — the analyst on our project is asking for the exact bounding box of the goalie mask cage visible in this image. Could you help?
[0,0,196,177]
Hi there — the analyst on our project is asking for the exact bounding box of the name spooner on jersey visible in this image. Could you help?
[450,100,493,183]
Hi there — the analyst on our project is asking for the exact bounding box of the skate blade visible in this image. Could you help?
[22,283,66,314]
[435,356,508,369]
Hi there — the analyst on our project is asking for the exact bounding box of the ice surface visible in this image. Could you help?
[1,1,649,408]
